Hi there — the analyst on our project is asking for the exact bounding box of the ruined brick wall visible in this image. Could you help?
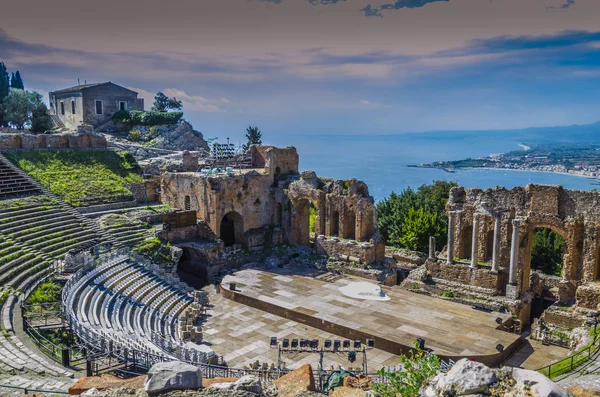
[161,146,382,261]
[0,133,107,150]
[446,183,600,304]
[315,236,381,264]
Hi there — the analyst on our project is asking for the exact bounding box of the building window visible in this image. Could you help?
[71,100,76,114]
[119,101,127,111]
[60,102,65,115]
[95,100,103,115]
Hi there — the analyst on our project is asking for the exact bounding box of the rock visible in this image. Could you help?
[69,374,146,395]
[202,377,239,388]
[422,358,497,396]
[274,364,316,397]
[343,374,373,390]
[568,386,600,396]
[209,375,263,395]
[144,361,202,394]
[510,368,568,397]
[329,386,366,397]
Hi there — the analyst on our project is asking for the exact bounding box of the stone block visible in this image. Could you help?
[329,386,366,397]
[568,386,600,396]
[69,374,146,395]
[274,363,316,397]
[144,361,202,394]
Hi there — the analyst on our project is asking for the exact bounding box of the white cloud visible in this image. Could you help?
[127,87,227,113]
[360,99,380,106]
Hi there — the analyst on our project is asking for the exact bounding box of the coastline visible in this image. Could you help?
[436,166,600,181]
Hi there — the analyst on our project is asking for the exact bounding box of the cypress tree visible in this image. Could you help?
[14,71,24,90]
[10,71,24,90]
[0,63,10,127]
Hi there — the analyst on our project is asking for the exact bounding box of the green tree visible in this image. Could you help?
[531,228,565,276]
[376,180,457,252]
[373,340,441,397]
[151,92,183,112]
[243,126,262,151]
[29,91,52,133]
[10,71,24,90]
[0,62,10,127]
[399,207,445,252]
[4,88,35,129]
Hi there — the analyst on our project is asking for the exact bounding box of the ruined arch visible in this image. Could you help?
[330,210,340,237]
[290,199,311,246]
[343,209,356,240]
[527,225,567,278]
[177,247,210,289]
[274,203,283,226]
[460,225,473,260]
[485,229,494,262]
[220,211,244,247]
[81,134,92,148]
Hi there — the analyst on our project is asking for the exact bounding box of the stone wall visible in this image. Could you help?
[315,235,383,264]
[0,133,107,150]
[426,259,504,292]
[160,146,384,263]
[441,183,600,322]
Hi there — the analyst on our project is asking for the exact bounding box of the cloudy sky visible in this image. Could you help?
[1,0,599,142]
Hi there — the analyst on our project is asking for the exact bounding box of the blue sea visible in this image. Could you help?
[267,132,599,201]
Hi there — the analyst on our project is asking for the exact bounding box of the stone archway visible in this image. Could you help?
[343,210,356,240]
[177,247,210,289]
[330,210,340,237]
[290,199,311,246]
[485,229,494,262]
[460,225,473,260]
[220,211,244,247]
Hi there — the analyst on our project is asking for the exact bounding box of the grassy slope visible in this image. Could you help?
[4,150,143,207]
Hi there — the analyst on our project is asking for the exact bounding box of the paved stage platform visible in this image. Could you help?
[221,267,523,366]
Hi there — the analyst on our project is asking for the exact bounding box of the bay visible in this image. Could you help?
[268,132,599,201]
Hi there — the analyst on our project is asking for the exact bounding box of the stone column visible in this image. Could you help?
[491,216,501,274]
[471,214,480,268]
[447,211,455,264]
[428,236,436,259]
[508,219,520,286]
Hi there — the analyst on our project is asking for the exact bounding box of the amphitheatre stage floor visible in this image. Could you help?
[219,267,522,366]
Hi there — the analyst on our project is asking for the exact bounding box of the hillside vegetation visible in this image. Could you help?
[5,149,143,206]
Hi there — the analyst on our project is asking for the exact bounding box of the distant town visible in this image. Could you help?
[414,143,600,180]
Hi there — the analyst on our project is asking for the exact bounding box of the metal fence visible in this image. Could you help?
[537,329,599,379]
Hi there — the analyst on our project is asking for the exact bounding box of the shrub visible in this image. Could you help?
[25,279,62,305]
[127,130,142,142]
[112,110,182,126]
[373,340,441,397]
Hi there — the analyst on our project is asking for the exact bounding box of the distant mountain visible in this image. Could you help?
[401,121,600,145]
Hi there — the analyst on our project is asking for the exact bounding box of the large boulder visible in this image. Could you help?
[274,364,316,397]
[510,368,569,397]
[69,374,146,395]
[421,358,497,396]
[144,361,202,394]
[209,375,263,395]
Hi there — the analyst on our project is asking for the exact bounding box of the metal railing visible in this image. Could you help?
[537,328,599,379]
[0,383,69,395]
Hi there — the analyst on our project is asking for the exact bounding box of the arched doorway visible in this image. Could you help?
[220,211,244,247]
[290,199,310,246]
[529,226,566,322]
[275,203,283,226]
[460,225,473,260]
[485,229,494,262]
[177,247,210,289]
[343,210,356,240]
[530,227,566,277]
[330,210,339,237]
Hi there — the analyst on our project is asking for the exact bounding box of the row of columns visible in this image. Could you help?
[445,211,521,286]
